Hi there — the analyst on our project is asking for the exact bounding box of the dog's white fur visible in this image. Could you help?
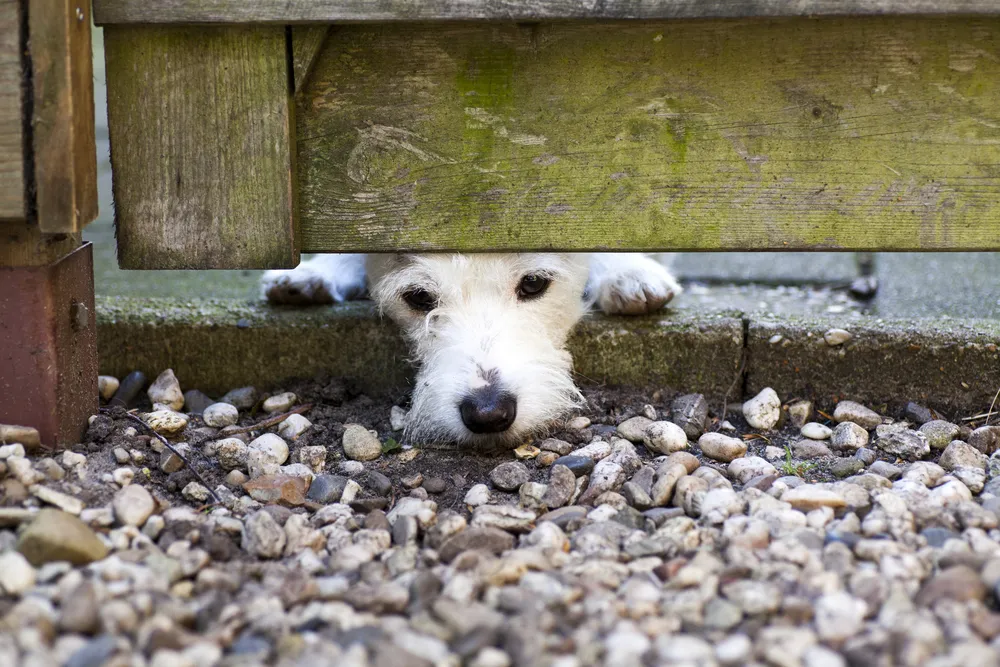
[262,253,680,446]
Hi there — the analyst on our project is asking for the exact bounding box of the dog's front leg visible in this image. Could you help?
[587,253,682,315]
[262,254,368,305]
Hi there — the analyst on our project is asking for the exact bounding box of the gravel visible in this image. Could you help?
[2,375,1000,666]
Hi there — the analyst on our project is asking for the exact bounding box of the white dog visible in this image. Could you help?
[262,253,680,446]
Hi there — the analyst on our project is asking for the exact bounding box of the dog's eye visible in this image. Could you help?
[517,274,551,301]
[402,288,437,312]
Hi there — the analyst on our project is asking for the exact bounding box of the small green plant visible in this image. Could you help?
[777,445,814,477]
[381,437,402,454]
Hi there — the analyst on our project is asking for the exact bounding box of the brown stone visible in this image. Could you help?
[243,474,309,506]
[915,566,986,607]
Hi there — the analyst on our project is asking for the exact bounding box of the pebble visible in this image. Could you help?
[182,482,211,503]
[672,394,709,439]
[868,460,901,479]
[465,484,491,507]
[940,440,988,471]
[915,566,986,606]
[539,438,573,455]
[277,414,312,440]
[306,475,347,505]
[97,375,120,401]
[183,389,215,415]
[698,433,747,462]
[801,422,832,440]
[144,410,189,436]
[782,485,847,511]
[113,484,155,526]
[617,416,653,442]
[970,426,1000,455]
[30,485,84,515]
[489,461,530,491]
[833,401,882,429]
[439,527,515,562]
[17,509,108,565]
[830,459,862,478]
[263,392,297,413]
[787,400,813,428]
[390,406,409,431]
[0,550,36,595]
[147,369,184,411]
[905,401,938,425]
[242,510,286,559]
[342,424,382,461]
[215,438,249,470]
[541,465,576,508]
[552,455,594,477]
[919,420,961,450]
[877,428,930,461]
[831,421,868,451]
[823,328,852,346]
[243,474,309,506]
[643,421,688,454]
[793,439,832,459]
[219,386,257,409]
[202,403,239,428]
[728,457,777,485]
[248,433,290,466]
[423,477,446,494]
[743,387,781,430]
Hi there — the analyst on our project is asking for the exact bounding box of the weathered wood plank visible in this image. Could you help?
[0,221,81,267]
[0,0,24,220]
[93,0,1000,25]
[291,26,330,96]
[104,26,298,269]
[295,18,1000,252]
[29,0,99,233]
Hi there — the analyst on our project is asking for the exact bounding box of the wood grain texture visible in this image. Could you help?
[291,26,330,96]
[0,0,24,220]
[29,0,99,233]
[294,18,1000,252]
[0,220,81,267]
[92,0,1000,24]
[104,26,298,269]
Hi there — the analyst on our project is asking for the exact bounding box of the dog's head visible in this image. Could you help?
[367,253,590,447]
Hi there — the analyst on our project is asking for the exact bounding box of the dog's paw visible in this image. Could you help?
[262,267,336,305]
[594,260,682,315]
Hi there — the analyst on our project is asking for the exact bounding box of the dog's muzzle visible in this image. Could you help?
[458,386,517,434]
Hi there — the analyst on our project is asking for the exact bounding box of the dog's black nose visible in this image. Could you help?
[459,387,517,434]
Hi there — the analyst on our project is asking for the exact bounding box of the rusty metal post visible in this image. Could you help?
[0,243,97,446]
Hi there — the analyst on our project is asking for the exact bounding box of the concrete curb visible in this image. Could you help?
[96,297,999,417]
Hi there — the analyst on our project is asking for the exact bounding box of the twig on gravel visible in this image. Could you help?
[986,387,1000,427]
[221,404,314,436]
[715,350,747,431]
[99,408,222,504]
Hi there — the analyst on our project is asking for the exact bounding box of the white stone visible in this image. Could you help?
[642,421,688,455]
[833,401,881,429]
[61,451,87,468]
[742,387,781,430]
[464,483,491,507]
[823,328,852,346]
[342,424,382,461]
[277,414,311,440]
[0,551,36,595]
[112,468,135,487]
[215,438,249,470]
[800,422,832,440]
[113,484,156,527]
[144,410,189,436]
[248,433,289,466]
[698,433,747,463]
[182,482,211,503]
[781,485,847,511]
[0,444,25,459]
[262,392,296,413]
[202,403,239,428]
[814,592,866,642]
[98,375,120,401]
[727,456,777,485]
[29,485,84,515]
[831,421,869,451]
[147,369,184,411]
[390,406,409,432]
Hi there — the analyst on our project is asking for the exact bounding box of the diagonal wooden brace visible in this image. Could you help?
[0,243,97,447]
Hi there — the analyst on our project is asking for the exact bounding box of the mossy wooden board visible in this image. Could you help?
[297,17,1000,252]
